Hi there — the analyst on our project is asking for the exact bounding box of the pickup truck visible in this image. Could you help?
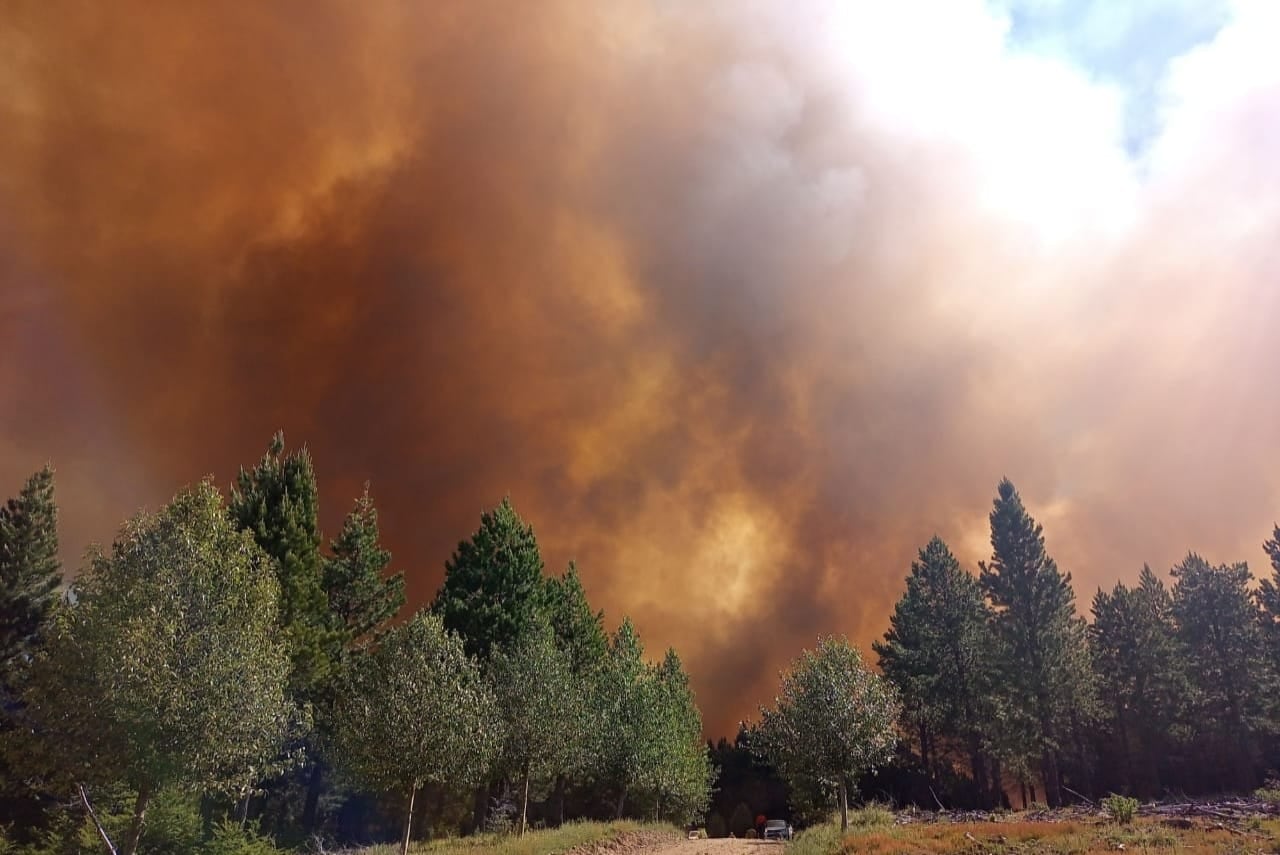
[762,819,793,841]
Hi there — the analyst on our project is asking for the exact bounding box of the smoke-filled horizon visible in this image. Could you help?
[3,0,1279,736]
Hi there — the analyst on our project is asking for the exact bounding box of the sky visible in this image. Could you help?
[2,1,1279,737]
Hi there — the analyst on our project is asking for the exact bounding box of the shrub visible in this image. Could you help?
[199,820,280,855]
[706,814,727,838]
[1254,781,1280,806]
[1103,794,1139,825]
[745,828,758,839]
[848,802,895,828]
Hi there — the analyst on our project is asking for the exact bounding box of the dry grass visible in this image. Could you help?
[824,815,1280,855]
[356,820,676,855]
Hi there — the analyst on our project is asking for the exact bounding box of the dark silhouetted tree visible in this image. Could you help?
[1089,566,1185,797]
[979,479,1093,808]
[0,465,61,688]
[875,536,997,804]
[1171,553,1266,791]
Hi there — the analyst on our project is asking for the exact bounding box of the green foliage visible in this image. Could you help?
[978,479,1093,807]
[489,620,586,832]
[543,563,608,677]
[230,431,339,697]
[332,610,499,850]
[1089,567,1186,796]
[323,486,405,648]
[0,465,61,684]
[433,497,545,662]
[1254,786,1280,806]
[786,823,842,855]
[1171,553,1266,789]
[593,621,712,822]
[1102,793,1139,824]
[874,536,995,798]
[755,636,899,830]
[198,821,279,855]
[19,480,298,852]
[848,802,894,827]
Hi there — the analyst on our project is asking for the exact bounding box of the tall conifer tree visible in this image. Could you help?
[0,465,61,688]
[432,497,545,661]
[1171,553,1265,791]
[875,536,997,804]
[1089,566,1184,796]
[230,432,338,696]
[979,479,1092,808]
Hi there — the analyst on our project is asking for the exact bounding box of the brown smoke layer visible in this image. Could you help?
[2,1,1278,734]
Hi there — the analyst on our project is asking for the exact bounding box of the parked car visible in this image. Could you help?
[763,819,793,841]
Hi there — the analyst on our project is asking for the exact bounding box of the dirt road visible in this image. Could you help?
[643,838,788,855]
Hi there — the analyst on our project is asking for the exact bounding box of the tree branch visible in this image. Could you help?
[77,783,120,855]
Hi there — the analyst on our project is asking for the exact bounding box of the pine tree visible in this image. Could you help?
[229,432,339,697]
[323,486,405,648]
[544,562,608,676]
[432,497,545,661]
[1089,566,1185,797]
[1256,526,1280,662]
[874,536,997,804]
[0,465,61,685]
[978,479,1093,808]
[1171,553,1266,791]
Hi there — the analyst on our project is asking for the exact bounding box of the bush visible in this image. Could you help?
[1103,794,1139,825]
[1254,781,1280,806]
[199,821,279,855]
[706,814,727,839]
[848,802,894,828]
[744,829,757,839]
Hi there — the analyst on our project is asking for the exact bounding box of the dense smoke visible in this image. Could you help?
[2,0,1278,734]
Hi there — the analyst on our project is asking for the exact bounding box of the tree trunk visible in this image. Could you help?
[614,787,627,820]
[520,767,531,838]
[302,761,325,832]
[472,785,488,834]
[1040,748,1062,808]
[236,790,251,828]
[990,757,1005,809]
[123,784,153,855]
[401,785,418,855]
[839,780,849,832]
[553,775,566,827]
[967,738,989,809]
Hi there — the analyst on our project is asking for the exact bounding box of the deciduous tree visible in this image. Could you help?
[20,481,297,855]
[332,611,499,855]
[755,636,899,831]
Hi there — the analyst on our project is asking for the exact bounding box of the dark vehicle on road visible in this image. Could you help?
[763,819,793,841]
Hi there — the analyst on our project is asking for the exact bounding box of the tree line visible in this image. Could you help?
[874,478,1280,809]
[0,434,711,855]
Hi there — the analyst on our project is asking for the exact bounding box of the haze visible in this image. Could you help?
[2,0,1278,736]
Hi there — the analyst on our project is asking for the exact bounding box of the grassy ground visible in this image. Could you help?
[358,820,678,855]
[792,805,1280,855]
